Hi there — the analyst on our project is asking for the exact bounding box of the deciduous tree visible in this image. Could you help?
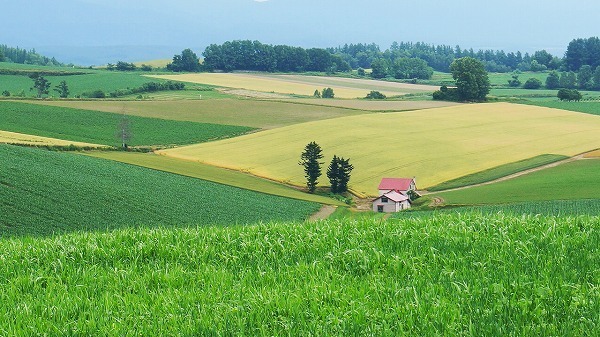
[545,71,560,89]
[29,74,50,98]
[450,57,490,101]
[116,114,132,149]
[53,80,69,98]
[167,49,201,72]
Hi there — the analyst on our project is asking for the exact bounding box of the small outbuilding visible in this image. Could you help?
[372,177,417,213]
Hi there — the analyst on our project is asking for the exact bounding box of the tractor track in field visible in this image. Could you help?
[308,205,337,221]
[422,153,588,197]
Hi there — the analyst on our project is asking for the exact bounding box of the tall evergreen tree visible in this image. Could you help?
[53,80,69,98]
[327,156,353,194]
[299,142,323,193]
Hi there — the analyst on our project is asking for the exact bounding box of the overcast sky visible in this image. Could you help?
[2,0,599,65]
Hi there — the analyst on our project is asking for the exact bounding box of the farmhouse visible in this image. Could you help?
[373,178,417,213]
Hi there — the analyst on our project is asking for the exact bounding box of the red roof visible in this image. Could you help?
[378,178,414,192]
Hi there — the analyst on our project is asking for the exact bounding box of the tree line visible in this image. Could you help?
[0,45,62,66]
[167,37,600,79]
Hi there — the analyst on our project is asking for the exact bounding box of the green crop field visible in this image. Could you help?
[427,154,569,191]
[525,101,600,116]
[0,70,163,98]
[161,103,600,196]
[87,151,344,206]
[396,199,600,218]
[36,99,368,129]
[435,159,600,205]
[0,145,320,237]
[0,213,597,335]
[0,101,253,147]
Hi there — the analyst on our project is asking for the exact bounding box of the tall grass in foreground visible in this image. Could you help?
[0,213,597,336]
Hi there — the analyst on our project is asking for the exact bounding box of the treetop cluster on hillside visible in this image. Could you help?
[0,44,62,66]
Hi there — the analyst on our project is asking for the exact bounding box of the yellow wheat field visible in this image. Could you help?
[0,130,106,148]
[147,73,438,99]
[160,103,600,196]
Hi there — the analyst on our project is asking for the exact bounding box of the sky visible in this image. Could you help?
[2,0,599,65]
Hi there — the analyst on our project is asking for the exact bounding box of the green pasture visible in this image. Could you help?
[87,151,344,206]
[427,154,569,191]
[0,145,319,237]
[36,99,365,129]
[435,159,600,205]
[0,213,597,335]
[525,100,600,116]
[0,101,253,147]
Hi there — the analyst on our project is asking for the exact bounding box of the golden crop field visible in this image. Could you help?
[160,103,600,197]
[147,73,438,99]
[0,130,106,147]
[584,149,600,158]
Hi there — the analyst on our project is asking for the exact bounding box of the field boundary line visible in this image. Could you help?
[423,152,594,194]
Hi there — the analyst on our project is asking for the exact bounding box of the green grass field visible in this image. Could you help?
[525,101,600,116]
[0,145,320,237]
[435,159,600,205]
[0,101,253,147]
[87,151,344,206]
[0,213,597,335]
[427,154,569,191]
[161,103,600,196]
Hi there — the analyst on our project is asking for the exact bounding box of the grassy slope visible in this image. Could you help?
[87,151,344,206]
[427,154,569,191]
[160,103,600,196]
[0,101,253,146]
[436,159,600,205]
[0,213,597,335]
[0,145,320,237]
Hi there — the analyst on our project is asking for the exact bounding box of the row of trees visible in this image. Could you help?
[28,74,69,98]
[370,57,433,79]
[299,142,353,194]
[330,42,564,73]
[200,40,351,73]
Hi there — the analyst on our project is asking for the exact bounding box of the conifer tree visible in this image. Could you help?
[299,142,323,193]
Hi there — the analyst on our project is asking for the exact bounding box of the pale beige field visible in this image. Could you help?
[0,130,106,147]
[147,73,438,99]
[280,98,461,111]
[160,103,600,197]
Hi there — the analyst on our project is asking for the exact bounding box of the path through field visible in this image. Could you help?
[424,153,588,195]
[308,205,337,221]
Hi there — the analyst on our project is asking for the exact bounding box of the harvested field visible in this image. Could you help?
[36,99,368,129]
[160,103,600,196]
[279,98,461,111]
[584,149,600,158]
[147,73,438,98]
[0,130,106,148]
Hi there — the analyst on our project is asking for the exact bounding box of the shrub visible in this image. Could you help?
[365,91,386,99]
[432,85,459,101]
[523,78,542,89]
[84,90,106,98]
[2,90,10,97]
[557,88,582,101]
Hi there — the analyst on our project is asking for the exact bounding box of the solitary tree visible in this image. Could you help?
[313,89,321,98]
[299,141,323,193]
[321,87,334,98]
[53,80,69,98]
[450,57,490,101]
[327,156,354,194]
[29,74,51,98]
[116,114,132,149]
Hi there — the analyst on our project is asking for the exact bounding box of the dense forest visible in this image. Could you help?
[0,45,63,66]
